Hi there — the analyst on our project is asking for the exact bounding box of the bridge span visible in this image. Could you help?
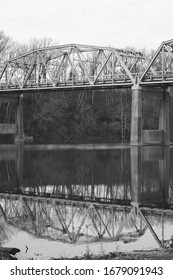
[0,39,173,144]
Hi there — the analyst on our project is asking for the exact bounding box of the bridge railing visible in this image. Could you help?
[139,70,173,84]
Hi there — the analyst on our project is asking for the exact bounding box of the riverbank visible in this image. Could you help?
[53,249,173,260]
[1,247,173,260]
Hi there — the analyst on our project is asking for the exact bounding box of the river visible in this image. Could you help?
[0,144,173,259]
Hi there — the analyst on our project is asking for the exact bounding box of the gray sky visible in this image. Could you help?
[0,0,172,51]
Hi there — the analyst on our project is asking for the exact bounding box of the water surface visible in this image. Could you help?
[0,145,173,259]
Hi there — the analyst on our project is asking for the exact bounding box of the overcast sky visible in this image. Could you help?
[0,0,172,51]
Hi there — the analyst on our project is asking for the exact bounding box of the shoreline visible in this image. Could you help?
[53,249,173,260]
[1,247,173,260]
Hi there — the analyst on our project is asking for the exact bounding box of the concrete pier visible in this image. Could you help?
[14,94,24,143]
[130,85,171,145]
[130,85,142,145]
[159,88,170,145]
[0,93,24,142]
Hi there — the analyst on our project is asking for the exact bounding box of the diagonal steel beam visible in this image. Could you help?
[54,54,66,85]
[54,202,73,242]
[102,51,114,74]
[22,54,37,87]
[130,58,139,72]
[115,50,135,83]
[20,197,35,221]
[93,52,112,84]
[89,211,102,237]
[92,206,112,237]
[74,205,93,242]
[101,213,114,236]
[139,42,164,82]
[67,206,80,229]
[53,202,67,232]
[39,51,55,86]
[0,203,6,221]
[164,45,173,68]
[0,62,8,80]
[91,49,103,76]
[75,46,93,85]
[139,209,165,248]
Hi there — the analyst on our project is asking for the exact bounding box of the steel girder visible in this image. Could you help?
[139,39,173,85]
[0,44,144,91]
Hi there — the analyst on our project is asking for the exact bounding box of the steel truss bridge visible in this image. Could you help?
[0,193,173,248]
[0,39,173,92]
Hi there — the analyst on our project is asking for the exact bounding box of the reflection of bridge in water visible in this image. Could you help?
[0,145,173,248]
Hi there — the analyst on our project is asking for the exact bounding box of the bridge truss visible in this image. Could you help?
[0,44,144,91]
[0,40,173,91]
[139,39,173,86]
[0,193,172,248]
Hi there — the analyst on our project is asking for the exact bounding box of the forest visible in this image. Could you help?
[1,30,173,144]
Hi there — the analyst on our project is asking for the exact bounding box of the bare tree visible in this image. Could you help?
[0,30,12,62]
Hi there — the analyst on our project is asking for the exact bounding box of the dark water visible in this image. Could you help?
[0,144,173,259]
